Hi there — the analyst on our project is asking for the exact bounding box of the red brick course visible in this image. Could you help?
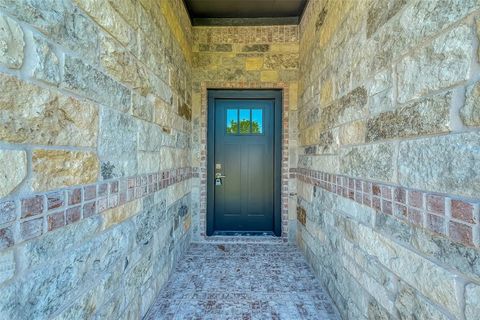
[295,168,479,247]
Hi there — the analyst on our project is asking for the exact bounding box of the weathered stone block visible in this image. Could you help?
[461,80,480,127]
[264,54,299,69]
[32,34,60,84]
[397,25,472,103]
[465,283,480,320]
[367,0,406,38]
[63,56,130,113]
[339,121,366,145]
[101,199,140,230]
[0,249,14,284]
[32,150,98,192]
[0,73,98,147]
[0,150,26,197]
[242,44,269,52]
[98,107,138,178]
[260,70,279,82]
[395,281,450,320]
[245,57,263,70]
[367,91,451,142]
[398,132,480,198]
[132,93,154,122]
[73,0,131,46]
[0,201,16,225]
[0,14,24,68]
[0,1,100,63]
[100,34,149,94]
[340,142,396,183]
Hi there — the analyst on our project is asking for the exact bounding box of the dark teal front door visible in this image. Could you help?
[207,90,282,236]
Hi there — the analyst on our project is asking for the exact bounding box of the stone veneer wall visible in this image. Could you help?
[0,0,193,318]
[190,25,300,241]
[296,0,480,319]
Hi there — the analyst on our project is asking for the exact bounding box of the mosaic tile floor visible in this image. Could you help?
[144,242,339,320]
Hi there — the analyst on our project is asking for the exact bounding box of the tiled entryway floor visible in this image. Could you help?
[144,242,339,320]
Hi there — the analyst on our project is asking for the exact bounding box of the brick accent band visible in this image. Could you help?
[0,167,194,250]
[294,168,479,248]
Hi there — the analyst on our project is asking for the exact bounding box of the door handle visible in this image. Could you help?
[215,173,226,179]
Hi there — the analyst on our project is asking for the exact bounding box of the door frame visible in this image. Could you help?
[207,89,283,236]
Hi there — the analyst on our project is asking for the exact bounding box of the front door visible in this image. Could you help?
[207,90,282,236]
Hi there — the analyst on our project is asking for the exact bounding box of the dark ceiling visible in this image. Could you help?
[183,0,308,26]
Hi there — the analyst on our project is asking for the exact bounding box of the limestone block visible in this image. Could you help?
[397,25,472,103]
[261,70,279,82]
[367,0,406,37]
[355,223,463,318]
[0,73,98,147]
[73,0,131,46]
[461,80,480,127]
[340,142,396,183]
[410,228,480,283]
[32,150,99,191]
[0,15,24,68]
[0,222,133,319]
[320,87,368,133]
[366,91,451,142]
[98,108,138,178]
[398,132,480,198]
[0,1,99,64]
[395,282,450,320]
[32,34,60,84]
[19,215,102,269]
[138,122,164,152]
[0,249,14,285]
[132,93,154,122]
[108,0,137,28]
[339,121,366,145]
[0,150,26,197]
[465,283,480,320]
[264,54,299,69]
[101,200,140,230]
[63,56,130,113]
[100,34,149,94]
[245,57,263,71]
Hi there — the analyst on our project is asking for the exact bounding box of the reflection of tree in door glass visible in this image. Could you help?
[226,108,263,134]
[252,109,263,133]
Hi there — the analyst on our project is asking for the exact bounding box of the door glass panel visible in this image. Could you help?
[251,109,263,134]
[239,109,251,134]
[226,109,238,133]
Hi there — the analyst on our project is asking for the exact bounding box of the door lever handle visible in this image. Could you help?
[215,173,226,179]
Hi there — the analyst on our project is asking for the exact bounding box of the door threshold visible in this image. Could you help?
[212,231,276,237]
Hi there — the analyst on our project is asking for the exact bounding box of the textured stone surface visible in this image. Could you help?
[0,73,98,147]
[461,80,480,127]
[397,25,473,103]
[32,150,99,191]
[0,150,26,198]
[465,283,480,320]
[98,107,138,178]
[0,1,99,63]
[63,56,130,113]
[398,132,480,198]
[0,15,24,68]
[73,0,131,46]
[0,249,14,284]
[100,34,148,94]
[32,34,60,84]
[340,143,395,183]
[367,0,406,38]
[366,91,451,141]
